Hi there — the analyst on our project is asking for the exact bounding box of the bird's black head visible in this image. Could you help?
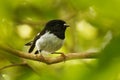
[45,19,69,31]
[44,19,69,39]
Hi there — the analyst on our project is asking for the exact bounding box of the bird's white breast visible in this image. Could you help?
[35,31,64,53]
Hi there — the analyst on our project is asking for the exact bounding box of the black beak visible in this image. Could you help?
[64,23,69,27]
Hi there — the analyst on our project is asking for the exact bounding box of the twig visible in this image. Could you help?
[20,20,45,26]
[0,45,98,64]
[0,62,27,71]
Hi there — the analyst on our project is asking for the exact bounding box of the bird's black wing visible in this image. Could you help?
[27,29,46,53]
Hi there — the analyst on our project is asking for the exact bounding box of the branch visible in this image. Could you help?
[0,45,98,64]
[0,62,27,71]
[20,20,45,26]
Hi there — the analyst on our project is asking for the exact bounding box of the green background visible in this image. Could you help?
[0,0,120,80]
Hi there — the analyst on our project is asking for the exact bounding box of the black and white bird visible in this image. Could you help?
[25,19,69,57]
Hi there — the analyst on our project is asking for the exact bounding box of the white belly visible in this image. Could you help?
[35,31,64,53]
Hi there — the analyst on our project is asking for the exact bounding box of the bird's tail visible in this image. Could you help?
[25,41,33,46]
[25,41,35,53]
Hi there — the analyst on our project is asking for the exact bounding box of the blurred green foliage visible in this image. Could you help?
[0,0,120,80]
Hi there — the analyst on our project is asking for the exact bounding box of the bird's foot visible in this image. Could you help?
[52,52,66,62]
[35,54,46,62]
[60,53,66,62]
[40,54,46,62]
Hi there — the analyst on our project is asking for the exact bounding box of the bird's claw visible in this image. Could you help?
[60,53,66,62]
[35,54,46,62]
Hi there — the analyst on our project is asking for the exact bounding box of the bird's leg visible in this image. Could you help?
[34,50,46,62]
[51,52,66,62]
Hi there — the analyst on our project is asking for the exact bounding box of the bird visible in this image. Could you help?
[25,19,69,58]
